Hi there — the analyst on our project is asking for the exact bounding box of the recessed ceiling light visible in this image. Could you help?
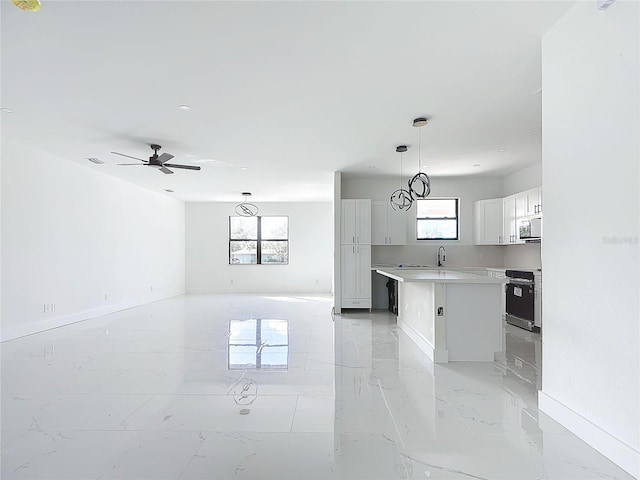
[178,104,191,111]
[87,158,104,164]
[497,149,506,152]
[0,107,14,113]
[164,189,174,193]
[473,164,481,167]
[240,166,248,170]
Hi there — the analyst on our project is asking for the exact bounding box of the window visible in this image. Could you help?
[416,198,459,240]
[229,216,289,264]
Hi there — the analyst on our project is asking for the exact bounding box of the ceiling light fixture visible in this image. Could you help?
[0,108,14,113]
[473,164,481,167]
[164,189,174,193]
[240,166,248,171]
[235,192,259,217]
[389,146,413,211]
[497,148,506,152]
[408,117,431,200]
[87,157,104,164]
[11,0,40,11]
[178,104,191,111]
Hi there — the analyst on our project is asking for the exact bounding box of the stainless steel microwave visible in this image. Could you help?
[519,217,542,240]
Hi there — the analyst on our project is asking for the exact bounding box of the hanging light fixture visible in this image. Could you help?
[389,145,413,211]
[235,192,259,217]
[408,117,431,199]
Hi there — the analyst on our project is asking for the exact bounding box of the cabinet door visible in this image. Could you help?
[371,201,388,245]
[503,196,516,243]
[387,206,406,245]
[340,245,356,298]
[341,200,356,244]
[524,188,540,216]
[355,199,371,244]
[514,193,527,244]
[474,199,503,245]
[355,244,371,299]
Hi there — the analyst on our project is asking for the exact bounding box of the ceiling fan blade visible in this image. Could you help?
[111,151,147,162]
[164,163,201,170]
[117,163,146,166]
[157,153,174,164]
[159,166,174,175]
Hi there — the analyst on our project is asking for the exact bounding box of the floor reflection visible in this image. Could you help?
[228,319,289,370]
[0,295,633,479]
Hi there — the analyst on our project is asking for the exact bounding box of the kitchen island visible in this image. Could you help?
[376,268,506,363]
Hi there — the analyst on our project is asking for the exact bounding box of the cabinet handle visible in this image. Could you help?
[357,235,359,244]
[352,245,355,253]
[352,236,355,244]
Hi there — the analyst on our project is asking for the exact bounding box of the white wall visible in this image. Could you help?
[502,162,542,197]
[540,2,639,477]
[186,202,332,293]
[1,140,186,341]
[342,175,505,267]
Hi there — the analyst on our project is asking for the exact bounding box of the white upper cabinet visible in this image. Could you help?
[341,199,371,244]
[523,187,543,216]
[474,198,504,245]
[372,201,407,246]
[503,195,522,244]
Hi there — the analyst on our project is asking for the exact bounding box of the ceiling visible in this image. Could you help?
[1,1,573,202]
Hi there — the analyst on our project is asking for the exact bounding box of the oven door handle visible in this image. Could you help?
[508,279,534,286]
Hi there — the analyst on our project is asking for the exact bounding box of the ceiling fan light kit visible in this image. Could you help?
[111,144,201,175]
[235,192,259,217]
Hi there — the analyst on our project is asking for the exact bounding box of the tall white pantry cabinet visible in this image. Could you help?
[340,199,372,309]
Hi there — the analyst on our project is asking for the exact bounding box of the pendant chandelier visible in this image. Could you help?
[389,145,413,211]
[408,117,431,199]
[235,192,259,217]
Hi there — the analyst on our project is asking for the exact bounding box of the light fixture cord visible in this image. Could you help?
[419,127,422,172]
[400,151,403,188]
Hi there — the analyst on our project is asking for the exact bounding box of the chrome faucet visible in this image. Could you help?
[437,246,446,267]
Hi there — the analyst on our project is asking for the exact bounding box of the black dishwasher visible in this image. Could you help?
[505,270,535,331]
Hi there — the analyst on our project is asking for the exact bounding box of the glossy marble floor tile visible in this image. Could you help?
[1,293,634,479]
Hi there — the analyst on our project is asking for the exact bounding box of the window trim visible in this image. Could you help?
[416,197,460,241]
[229,215,290,265]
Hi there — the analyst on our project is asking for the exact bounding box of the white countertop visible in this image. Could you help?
[376,268,506,284]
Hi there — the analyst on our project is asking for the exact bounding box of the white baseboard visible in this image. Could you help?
[0,291,184,342]
[398,317,448,363]
[539,390,639,479]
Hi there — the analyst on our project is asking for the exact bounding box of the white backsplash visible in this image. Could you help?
[502,243,542,270]
[372,243,542,270]
[372,245,505,268]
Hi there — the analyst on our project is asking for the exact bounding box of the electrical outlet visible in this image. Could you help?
[43,303,48,313]
[230,279,234,284]
[150,285,154,292]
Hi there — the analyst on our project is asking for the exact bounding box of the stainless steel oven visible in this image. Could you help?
[505,270,536,331]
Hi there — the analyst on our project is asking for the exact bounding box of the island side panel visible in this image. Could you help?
[397,282,438,362]
[444,283,503,361]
